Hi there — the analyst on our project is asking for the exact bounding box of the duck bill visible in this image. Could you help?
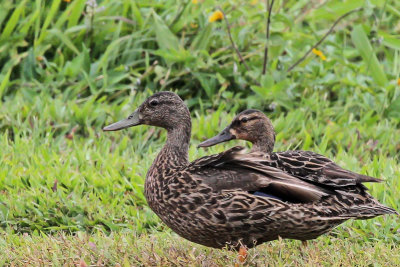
[103,109,141,131]
[198,127,235,147]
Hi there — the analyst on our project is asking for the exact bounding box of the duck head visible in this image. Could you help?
[103,91,190,132]
[198,109,275,153]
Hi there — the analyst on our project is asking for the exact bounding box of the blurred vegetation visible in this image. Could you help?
[1,0,400,111]
[0,0,399,263]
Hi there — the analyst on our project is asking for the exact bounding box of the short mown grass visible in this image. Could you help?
[1,0,400,265]
[2,230,400,266]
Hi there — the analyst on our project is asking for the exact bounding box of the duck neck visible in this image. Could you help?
[250,133,275,153]
[153,119,192,170]
[144,120,191,213]
[165,122,191,167]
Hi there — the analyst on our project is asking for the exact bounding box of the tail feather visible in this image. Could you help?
[343,203,398,219]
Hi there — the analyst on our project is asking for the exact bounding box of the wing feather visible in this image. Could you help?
[190,147,332,203]
[261,150,382,187]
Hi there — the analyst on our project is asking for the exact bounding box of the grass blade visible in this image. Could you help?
[351,25,388,86]
[152,11,180,52]
[0,1,27,40]
[48,28,80,55]
[37,0,62,45]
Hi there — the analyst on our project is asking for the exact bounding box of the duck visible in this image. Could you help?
[198,109,384,188]
[104,93,397,251]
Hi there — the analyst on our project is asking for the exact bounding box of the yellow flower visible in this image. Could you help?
[192,0,198,4]
[397,78,400,86]
[209,10,224,23]
[251,0,258,5]
[312,48,326,61]
[64,0,71,2]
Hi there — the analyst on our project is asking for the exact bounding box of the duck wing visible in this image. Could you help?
[189,147,333,203]
[264,150,382,187]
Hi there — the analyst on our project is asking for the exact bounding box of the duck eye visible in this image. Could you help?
[149,100,159,107]
[240,117,248,123]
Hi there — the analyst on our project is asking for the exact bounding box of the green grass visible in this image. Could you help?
[1,0,400,265]
[0,92,399,264]
[1,230,400,266]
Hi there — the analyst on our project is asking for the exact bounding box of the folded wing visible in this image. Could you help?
[189,147,333,203]
[263,150,382,187]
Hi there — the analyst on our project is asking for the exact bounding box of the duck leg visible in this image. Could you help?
[238,246,248,263]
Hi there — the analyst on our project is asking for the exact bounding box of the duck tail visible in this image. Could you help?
[334,189,398,219]
[344,202,398,219]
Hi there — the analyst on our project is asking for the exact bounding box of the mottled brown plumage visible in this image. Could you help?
[104,94,397,249]
[199,109,383,187]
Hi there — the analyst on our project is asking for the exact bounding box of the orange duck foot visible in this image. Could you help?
[238,246,248,263]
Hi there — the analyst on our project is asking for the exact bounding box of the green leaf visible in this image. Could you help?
[190,24,212,51]
[20,7,40,35]
[98,35,131,72]
[0,66,12,99]
[386,96,400,119]
[21,48,37,80]
[310,0,363,20]
[37,0,62,45]
[351,25,388,87]
[48,29,80,55]
[387,4,400,18]
[379,33,400,50]
[67,0,86,28]
[130,1,143,29]
[55,0,84,29]
[0,0,27,41]
[0,1,13,29]
[152,11,180,52]
[193,72,217,98]
[250,85,268,98]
